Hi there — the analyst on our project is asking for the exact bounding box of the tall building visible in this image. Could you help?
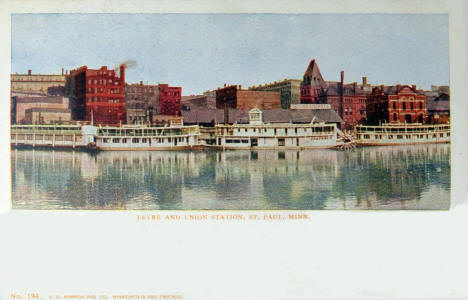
[300,59,327,104]
[249,79,301,109]
[216,85,281,110]
[67,65,126,125]
[125,81,159,124]
[158,84,182,116]
[11,69,66,96]
[366,85,427,125]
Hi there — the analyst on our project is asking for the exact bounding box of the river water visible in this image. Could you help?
[11,144,450,210]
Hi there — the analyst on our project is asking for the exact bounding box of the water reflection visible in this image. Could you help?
[11,144,450,210]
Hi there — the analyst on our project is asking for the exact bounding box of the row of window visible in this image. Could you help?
[102,137,190,144]
[88,87,121,94]
[226,127,334,134]
[391,102,424,110]
[360,133,449,139]
[225,139,249,144]
[86,97,122,103]
[88,79,120,85]
[127,87,156,93]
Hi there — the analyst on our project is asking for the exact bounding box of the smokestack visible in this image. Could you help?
[140,81,143,86]
[339,71,344,120]
[62,68,64,75]
[120,65,126,84]
[28,70,32,76]
[362,76,367,85]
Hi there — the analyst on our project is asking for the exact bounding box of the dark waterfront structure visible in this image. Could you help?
[249,79,302,109]
[125,81,158,124]
[67,65,126,125]
[366,85,427,125]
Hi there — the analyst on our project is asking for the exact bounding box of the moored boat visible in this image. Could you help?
[93,124,201,151]
[354,123,450,146]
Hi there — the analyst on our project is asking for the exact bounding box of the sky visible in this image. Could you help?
[11,13,449,95]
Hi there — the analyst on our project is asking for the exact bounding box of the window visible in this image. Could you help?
[410,102,414,110]
[393,102,396,109]
[403,102,406,109]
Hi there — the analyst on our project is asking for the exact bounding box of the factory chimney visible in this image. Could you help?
[120,65,126,84]
[339,71,344,120]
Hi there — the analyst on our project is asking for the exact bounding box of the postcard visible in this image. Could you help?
[0,0,467,299]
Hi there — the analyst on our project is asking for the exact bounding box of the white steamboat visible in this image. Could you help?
[213,108,339,149]
[354,123,450,146]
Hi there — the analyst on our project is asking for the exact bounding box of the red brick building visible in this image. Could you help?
[216,85,281,110]
[317,80,370,128]
[158,84,182,116]
[366,85,426,125]
[300,59,327,104]
[68,65,126,125]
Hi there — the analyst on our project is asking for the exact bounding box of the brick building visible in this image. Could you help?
[15,96,70,124]
[366,85,427,125]
[317,78,371,128]
[125,81,159,124]
[249,79,301,109]
[11,69,66,95]
[216,85,281,110]
[300,59,327,104]
[67,65,126,125]
[182,90,217,110]
[158,84,182,116]
[24,107,71,124]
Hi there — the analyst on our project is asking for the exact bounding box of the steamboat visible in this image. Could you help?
[354,123,450,146]
[211,108,340,150]
[11,120,202,151]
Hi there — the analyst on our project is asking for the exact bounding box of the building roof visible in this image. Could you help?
[321,81,371,96]
[182,108,344,124]
[16,96,67,104]
[372,85,425,95]
[302,59,327,89]
[25,108,71,113]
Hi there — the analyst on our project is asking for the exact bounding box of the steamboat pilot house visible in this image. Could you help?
[214,108,338,149]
